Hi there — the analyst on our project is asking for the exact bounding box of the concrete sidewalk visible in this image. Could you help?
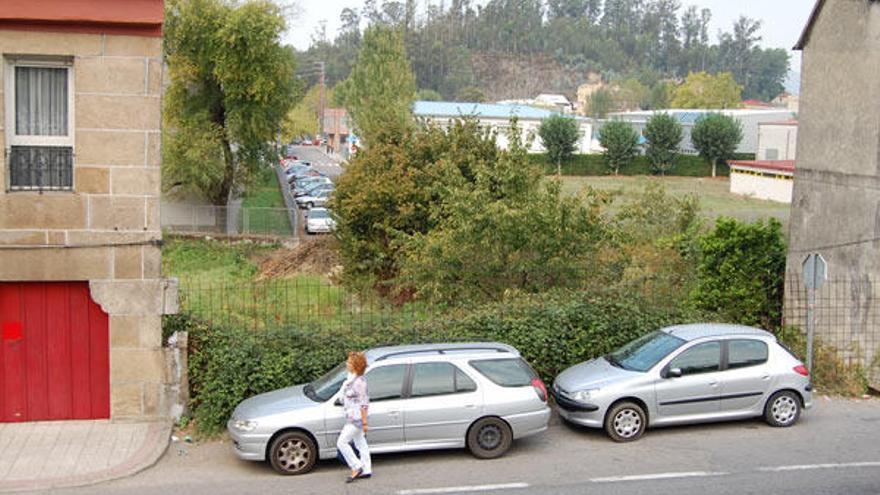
[0,420,171,493]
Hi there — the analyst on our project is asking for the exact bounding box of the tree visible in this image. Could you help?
[342,25,416,146]
[671,71,742,109]
[691,113,743,177]
[598,120,640,175]
[416,88,443,101]
[644,113,683,175]
[679,6,711,74]
[455,86,486,102]
[538,114,580,174]
[614,78,650,110]
[281,85,334,141]
[743,48,789,101]
[587,88,614,118]
[396,124,605,303]
[717,16,762,90]
[648,81,672,109]
[163,0,298,205]
[330,119,500,286]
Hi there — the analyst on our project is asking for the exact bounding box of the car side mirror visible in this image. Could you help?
[334,397,343,407]
[666,367,683,379]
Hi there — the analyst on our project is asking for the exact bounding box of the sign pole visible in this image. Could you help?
[802,253,827,374]
[806,284,815,373]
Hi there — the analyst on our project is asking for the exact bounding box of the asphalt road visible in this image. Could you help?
[289,145,345,178]
[39,397,880,495]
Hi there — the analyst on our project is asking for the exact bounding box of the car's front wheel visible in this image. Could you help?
[764,390,801,427]
[306,202,314,209]
[604,401,646,442]
[268,431,317,475]
[467,417,512,459]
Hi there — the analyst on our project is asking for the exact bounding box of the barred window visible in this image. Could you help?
[5,61,74,191]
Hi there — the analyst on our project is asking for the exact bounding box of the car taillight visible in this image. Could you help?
[794,365,809,377]
[531,378,548,402]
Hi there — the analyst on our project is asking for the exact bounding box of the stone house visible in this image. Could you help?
[786,0,880,385]
[0,0,178,422]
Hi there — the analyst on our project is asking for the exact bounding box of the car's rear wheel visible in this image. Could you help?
[467,417,512,459]
[604,401,646,442]
[764,390,801,427]
[268,431,317,475]
[306,202,314,209]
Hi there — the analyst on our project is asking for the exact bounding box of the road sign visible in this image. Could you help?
[802,253,827,290]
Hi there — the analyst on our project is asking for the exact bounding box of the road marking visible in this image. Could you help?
[759,461,880,472]
[589,471,729,483]
[397,482,529,494]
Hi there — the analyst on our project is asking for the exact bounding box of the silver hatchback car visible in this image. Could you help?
[552,324,812,442]
[228,343,551,475]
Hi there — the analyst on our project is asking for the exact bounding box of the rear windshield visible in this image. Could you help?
[469,358,537,387]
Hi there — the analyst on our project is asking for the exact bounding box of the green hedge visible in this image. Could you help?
[168,293,703,435]
[530,153,756,177]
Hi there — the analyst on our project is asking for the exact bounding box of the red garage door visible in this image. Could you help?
[0,282,109,422]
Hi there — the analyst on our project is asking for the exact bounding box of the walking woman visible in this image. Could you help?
[337,351,371,483]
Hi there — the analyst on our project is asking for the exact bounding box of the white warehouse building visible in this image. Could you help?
[607,109,796,155]
[727,119,799,204]
[413,101,595,154]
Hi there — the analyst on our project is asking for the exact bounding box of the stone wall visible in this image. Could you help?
[0,30,175,420]
[786,0,880,385]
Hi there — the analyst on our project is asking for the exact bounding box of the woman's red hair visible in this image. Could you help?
[347,351,367,376]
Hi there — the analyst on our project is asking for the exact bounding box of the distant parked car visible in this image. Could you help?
[305,208,336,235]
[296,189,332,209]
[294,182,333,198]
[294,176,332,192]
[552,324,812,443]
[287,168,323,184]
[227,342,550,475]
[283,162,307,174]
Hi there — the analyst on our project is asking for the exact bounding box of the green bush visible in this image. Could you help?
[690,217,786,329]
[175,292,702,435]
[527,153,756,177]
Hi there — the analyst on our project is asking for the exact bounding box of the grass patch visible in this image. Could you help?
[241,167,292,236]
[163,237,278,284]
[164,237,431,331]
[558,175,791,226]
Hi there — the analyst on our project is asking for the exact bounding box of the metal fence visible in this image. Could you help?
[175,272,880,387]
[784,274,880,386]
[178,277,436,333]
[161,203,298,239]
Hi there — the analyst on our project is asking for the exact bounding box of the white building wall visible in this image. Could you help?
[421,116,594,154]
[729,169,794,203]
[757,123,798,160]
[608,109,796,155]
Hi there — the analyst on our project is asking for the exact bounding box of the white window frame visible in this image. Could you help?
[4,56,75,191]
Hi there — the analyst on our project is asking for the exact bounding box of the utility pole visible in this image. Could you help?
[318,61,326,142]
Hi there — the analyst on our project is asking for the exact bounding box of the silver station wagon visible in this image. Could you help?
[228,343,551,474]
[553,324,812,442]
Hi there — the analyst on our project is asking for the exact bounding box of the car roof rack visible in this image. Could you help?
[373,344,513,362]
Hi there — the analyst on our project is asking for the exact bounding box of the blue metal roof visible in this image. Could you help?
[413,101,561,121]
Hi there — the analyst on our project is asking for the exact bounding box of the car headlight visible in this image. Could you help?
[231,419,258,432]
[572,389,600,403]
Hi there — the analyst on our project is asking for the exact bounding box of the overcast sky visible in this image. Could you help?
[282,0,815,71]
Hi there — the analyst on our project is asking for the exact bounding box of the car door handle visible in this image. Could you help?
[761,374,771,380]
[387,410,400,416]
[708,380,719,387]
[464,404,476,409]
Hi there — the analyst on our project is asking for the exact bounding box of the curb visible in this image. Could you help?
[0,421,172,493]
